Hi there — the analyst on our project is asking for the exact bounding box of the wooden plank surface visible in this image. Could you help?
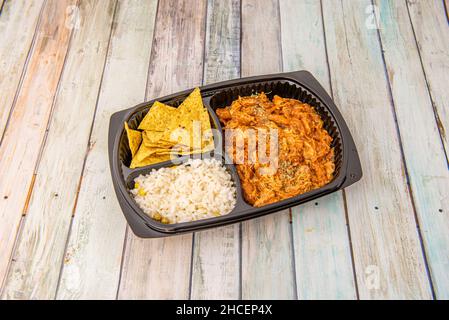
[375,0,449,299]
[406,0,449,156]
[2,0,117,300]
[190,0,241,300]
[56,0,158,299]
[0,0,76,291]
[240,0,295,299]
[0,0,45,137]
[117,0,207,300]
[321,0,432,299]
[0,0,447,300]
[279,0,357,299]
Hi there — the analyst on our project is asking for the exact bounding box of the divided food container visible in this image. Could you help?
[108,71,362,238]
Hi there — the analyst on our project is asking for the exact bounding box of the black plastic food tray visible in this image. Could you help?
[108,71,362,238]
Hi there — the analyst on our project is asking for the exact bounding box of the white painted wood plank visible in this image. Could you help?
[0,0,76,291]
[117,0,207,300]
[2,0,116,300]
[56,0,158,299]
[0,0,45,136]
[322,0,432,299]
[407,0,449,157]
[191,0,241,300]
[375,0,449,300]
[279,0,356,300]
[241,0,295,299]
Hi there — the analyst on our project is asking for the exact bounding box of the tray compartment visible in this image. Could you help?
[118,96,223,171]
[121,152,248,230]
[209,80,343,184]
[108,71,362,237]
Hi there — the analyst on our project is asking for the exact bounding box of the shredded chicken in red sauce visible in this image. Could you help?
[216,93,335,207]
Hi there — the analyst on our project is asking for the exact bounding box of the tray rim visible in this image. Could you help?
[108,70,362,236]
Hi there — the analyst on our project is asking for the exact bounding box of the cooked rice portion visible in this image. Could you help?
[131,159,236,224]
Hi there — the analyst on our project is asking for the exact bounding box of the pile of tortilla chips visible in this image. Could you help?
[124,88,214,168]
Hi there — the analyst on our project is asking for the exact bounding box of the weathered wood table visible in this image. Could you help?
[0,0,448,300]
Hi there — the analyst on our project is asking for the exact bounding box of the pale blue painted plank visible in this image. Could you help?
[322,0,432,299]
[376,0,448,299]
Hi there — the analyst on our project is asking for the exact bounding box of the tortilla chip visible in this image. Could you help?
[138,101,178,131]
[177,87,202,114]
[130,143,176,168]
[173,89,213,148]
[141,131,194,152]
[130,88,215,168]
[132,144,164,162]
[124,122,142,158]
[142,130,173,146]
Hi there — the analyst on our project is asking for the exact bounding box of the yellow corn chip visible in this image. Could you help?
[124,122,142,158]
[130,88,215,167]
[142,130,174,146]
[138,101,178,131]
[177,87,202,114]
[130,143,172,168]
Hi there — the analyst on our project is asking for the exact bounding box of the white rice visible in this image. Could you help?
[131,158,236,223]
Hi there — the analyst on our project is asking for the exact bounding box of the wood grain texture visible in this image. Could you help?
[241,0,282,74]
[406,0,449,157]
[1,0,116,300]
[375,0,449,299]
[241,0,295,299]
[322,0,432,299]
[117,0,207,300]
[0,0,76,291]
[190,0,241,300]
[56,0,158,299]
[0,0,45,137]
[279,0,356,300]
